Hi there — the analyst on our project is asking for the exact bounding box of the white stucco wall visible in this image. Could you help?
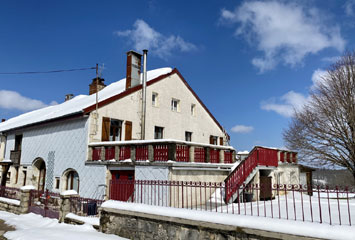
[89,72,227,144]
[4,117,106,198]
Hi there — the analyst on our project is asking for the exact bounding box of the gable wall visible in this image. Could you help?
[89,73,226,144]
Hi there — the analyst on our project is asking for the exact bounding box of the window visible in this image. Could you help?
[102,117,123,141]
[15,134,23,151]
[185,132,192,142]
[154,126,164,139]
[152,92,158,107]
[191,104,196,116]
[55,177,60,189]
[110,119,123,141]
[171,98,180,112]
[209,135,218,145]
[66,170,79,192]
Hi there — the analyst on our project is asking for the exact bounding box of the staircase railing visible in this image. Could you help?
[224,147,279,203]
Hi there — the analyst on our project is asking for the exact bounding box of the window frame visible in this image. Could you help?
[152,92,158,107]
[191,104,196,116]
[171,98,180,112]
[185,131,192,142]
[154,126,164,139]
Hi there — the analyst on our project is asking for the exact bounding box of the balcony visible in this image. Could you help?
[87,139,235,165]
[10,150,21,165]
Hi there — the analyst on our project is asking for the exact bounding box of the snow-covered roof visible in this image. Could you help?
[0,68,172,132]
[237,151,249,155]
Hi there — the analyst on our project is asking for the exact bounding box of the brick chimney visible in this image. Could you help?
[89,77,106,95]
[126,50,142,90]
[1,119,5,122]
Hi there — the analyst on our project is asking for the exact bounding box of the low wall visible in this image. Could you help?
[100,206,320,240]
[0,189,30,214]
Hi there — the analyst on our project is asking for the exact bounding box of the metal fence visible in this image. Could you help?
[69,197,104,216]
[109,180,355,226]
[0,186,21,200]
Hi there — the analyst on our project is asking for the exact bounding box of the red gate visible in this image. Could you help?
[29,189,60,219]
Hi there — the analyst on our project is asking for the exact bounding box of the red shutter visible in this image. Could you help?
[102,117,110,141]
[219,137,223,146]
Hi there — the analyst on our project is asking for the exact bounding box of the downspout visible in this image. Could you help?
[141,49,148,140]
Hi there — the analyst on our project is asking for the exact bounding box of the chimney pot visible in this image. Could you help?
[1,119,5,122]
[89,77,106,95]
[126,50,142,90]
[65,94,74,101]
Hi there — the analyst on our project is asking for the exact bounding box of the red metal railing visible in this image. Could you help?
[154,145,169,162]
[109,180,355,226]
[210,149,219,163]
[194,147,205,162]
[224,151,233,164]
[92,147,101,161]
[136,146,148,161]
[280,152,285,162]
[119,146,131,160]
[225,147,279,203]
[176,145,189,162]
[105,147,115,160]
[0,186,21,200]
[69,196,104,216]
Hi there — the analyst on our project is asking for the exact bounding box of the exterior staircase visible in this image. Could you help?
[224,146,280,203]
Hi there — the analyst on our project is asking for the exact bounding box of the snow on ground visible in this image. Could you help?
[65,213,99,226]
[207,188,355,226]
[102,200,355,240]
[0,211,127,240]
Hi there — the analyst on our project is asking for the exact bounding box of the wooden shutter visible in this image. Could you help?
[209,135,214,144]
[125,121,132,140]
[219,137,223,146]
[102,117,110,141]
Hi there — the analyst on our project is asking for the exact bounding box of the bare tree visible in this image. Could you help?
[284,52,355,181]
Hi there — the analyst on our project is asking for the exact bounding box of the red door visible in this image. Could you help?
[110,170,135,201]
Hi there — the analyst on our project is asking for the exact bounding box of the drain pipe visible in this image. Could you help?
[141,49,148,140]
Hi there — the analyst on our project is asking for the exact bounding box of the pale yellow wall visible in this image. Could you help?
[88,73,227,145]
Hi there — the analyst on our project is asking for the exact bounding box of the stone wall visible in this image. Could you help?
[0,189,30,214]
[100,207,320,240]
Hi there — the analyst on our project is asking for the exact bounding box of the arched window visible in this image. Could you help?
[66,170,79,192]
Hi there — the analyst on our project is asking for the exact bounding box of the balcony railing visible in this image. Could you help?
[88,139,236,164]
[10,150,21,165]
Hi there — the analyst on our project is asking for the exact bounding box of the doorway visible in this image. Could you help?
[110,170,134,201]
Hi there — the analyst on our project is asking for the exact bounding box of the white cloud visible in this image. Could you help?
[231,125,254,133]
[321,56,340,63]
[311,69,328,90]
[0,90,56,112]
[261,91,309,117]
[114,19,196,59]
[345,0,355,16]
[220,1,345,72]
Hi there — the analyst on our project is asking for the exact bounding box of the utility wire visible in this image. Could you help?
[0,67,96,75]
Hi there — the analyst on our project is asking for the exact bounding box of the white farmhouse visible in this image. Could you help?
[0,51,234,199]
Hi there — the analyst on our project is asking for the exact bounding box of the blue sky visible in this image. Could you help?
[0,0,354,151]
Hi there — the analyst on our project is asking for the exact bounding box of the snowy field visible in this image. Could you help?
[102,200,355,240]
[0,211,127,240]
